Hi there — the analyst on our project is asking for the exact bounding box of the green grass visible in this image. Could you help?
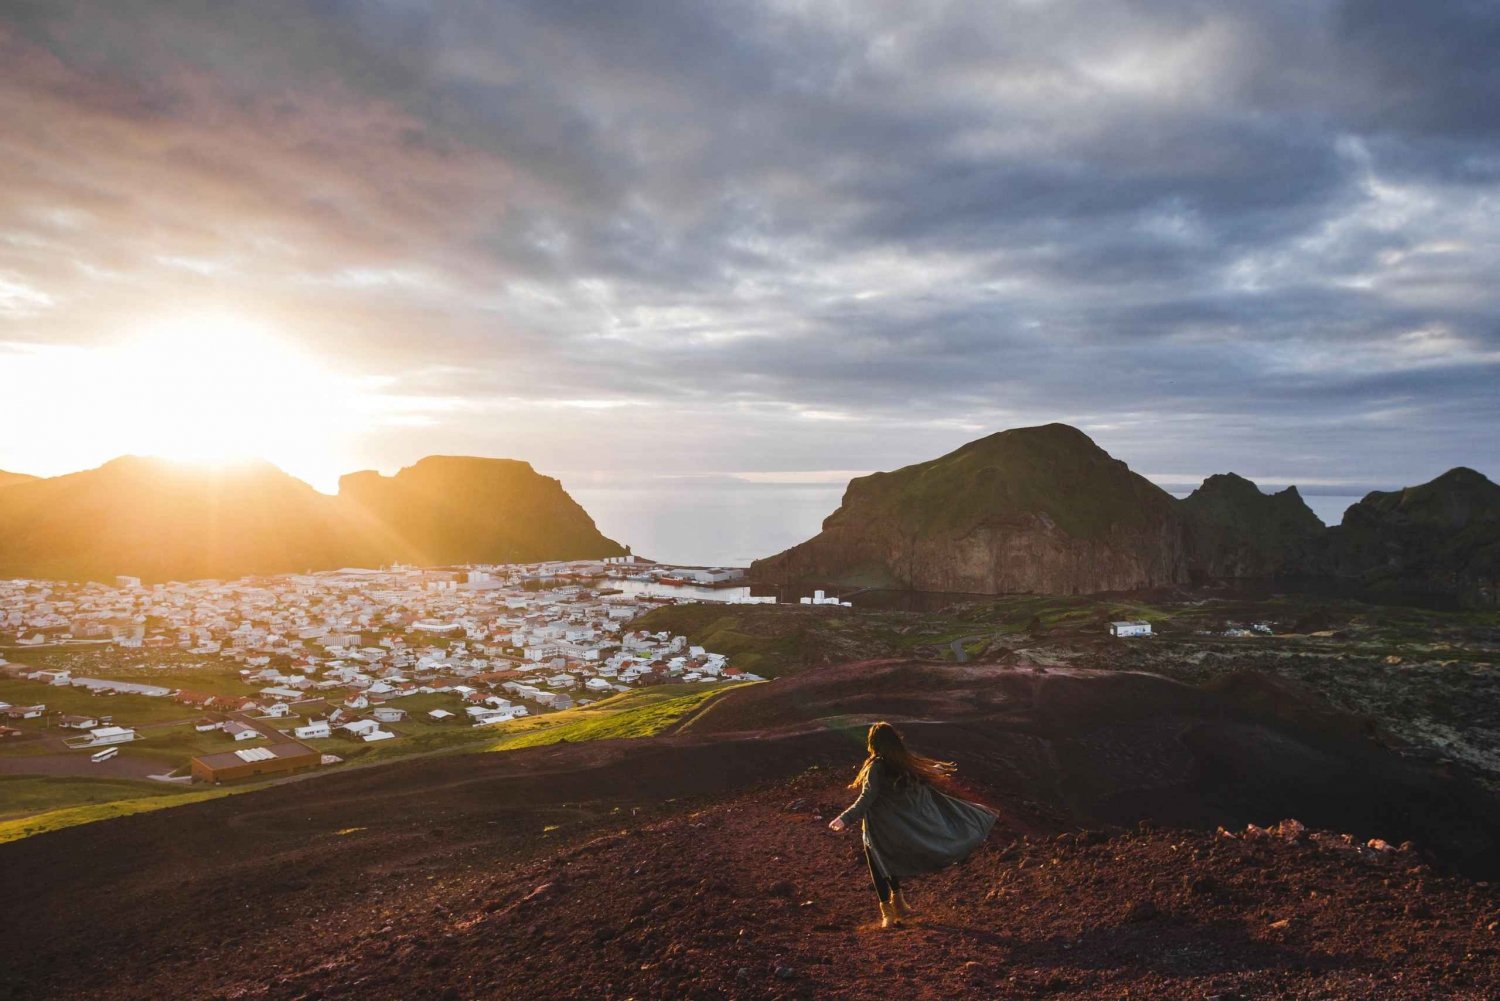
[485,683,745,751]
[0,784,233,844]
[0,679,196,728]
[0,774,188,821]
[116,724,230,766]
[0,682,749,844]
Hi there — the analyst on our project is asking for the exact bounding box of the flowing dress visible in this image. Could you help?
[835,757,998,879]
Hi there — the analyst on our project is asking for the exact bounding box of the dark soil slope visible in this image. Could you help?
[5,662,1500,1000]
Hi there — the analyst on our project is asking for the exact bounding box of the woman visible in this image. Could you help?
[829,721,998,928]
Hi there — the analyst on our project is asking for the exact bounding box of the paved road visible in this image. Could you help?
[0,750,164,781]
[949,635,987,663]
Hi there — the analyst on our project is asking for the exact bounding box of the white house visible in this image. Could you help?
[427,709,455,720]
[294,720,331,740]
[361,729,395,742]
[1109,621,1153,638]
[340,718,381,737]
[371,706,407,723]
[64,725,137,748]
[466,706,519,726]
[224,721,263,741]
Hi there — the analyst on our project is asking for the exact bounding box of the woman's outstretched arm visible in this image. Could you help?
[830,761,885,831]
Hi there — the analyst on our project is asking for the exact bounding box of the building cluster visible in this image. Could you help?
[0,561,765,765]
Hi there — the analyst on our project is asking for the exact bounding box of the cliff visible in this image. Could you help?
[1321,467,1500,605]
[337,456,626,567]
[751,424,1193,594]
[0,457,356,582]
[752,426,1497,602]
[0,455,624,582]
[1180,473,1325,579]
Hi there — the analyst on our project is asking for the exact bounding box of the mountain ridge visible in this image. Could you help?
[0,454,625,582]
[753,424,1498,605]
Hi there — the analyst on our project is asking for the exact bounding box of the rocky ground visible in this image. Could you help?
[639,591,1500,786]
[7,657,1500,999]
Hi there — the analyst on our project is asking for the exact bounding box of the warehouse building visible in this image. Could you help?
[190,741,320,784]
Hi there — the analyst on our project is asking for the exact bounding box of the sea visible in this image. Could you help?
[571,479,1366,570]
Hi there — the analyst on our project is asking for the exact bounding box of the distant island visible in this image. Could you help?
[0,455,626,582]
[752,423,1499,607]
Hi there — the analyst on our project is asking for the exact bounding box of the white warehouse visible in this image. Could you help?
[1109,621,1153,638]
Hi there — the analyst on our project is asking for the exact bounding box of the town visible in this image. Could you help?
[0,560,770,786]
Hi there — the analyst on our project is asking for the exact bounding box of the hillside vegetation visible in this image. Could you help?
[0,455,623,582]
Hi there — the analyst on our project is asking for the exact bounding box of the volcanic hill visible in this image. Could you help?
[6,658,1500,999]
[1323,467,1500,604]
[1179,472,1325,579]
[753,424,1499,605]
[0,455,625,582]
[752,424,1193,595]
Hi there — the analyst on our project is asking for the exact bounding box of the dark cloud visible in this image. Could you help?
[0,0,1496,490]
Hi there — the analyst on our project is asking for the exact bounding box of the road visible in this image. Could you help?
[949,634,987,663]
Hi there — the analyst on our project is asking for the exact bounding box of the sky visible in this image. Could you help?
[1,0,1497,498]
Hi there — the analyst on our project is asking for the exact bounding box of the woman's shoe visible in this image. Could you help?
[891,890,915,919]
[878,899,904,929]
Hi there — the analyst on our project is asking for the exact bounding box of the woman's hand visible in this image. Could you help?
[828,817,846,832]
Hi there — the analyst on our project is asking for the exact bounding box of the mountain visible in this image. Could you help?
[751,423,1193,594]
[338,456,627,567]
[1321,467,1500,605]
[752,425,1497,602]
[0,457,355,582]
[0,469,38,489]
[0,455,625,582]
[1180,473,1325,579]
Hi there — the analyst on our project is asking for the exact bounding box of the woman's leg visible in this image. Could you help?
[864,843,893,903]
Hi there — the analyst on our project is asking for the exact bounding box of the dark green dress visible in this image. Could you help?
[836,757,998,879]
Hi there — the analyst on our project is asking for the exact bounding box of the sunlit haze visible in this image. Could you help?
[4,314,391,490]
[1,1,1496,495]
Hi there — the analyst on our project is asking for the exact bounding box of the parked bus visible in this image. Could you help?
[90,747,119,763]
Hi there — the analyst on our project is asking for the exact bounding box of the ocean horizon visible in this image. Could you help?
[571,480,1366,568]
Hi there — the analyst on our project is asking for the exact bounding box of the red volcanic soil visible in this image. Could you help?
[5,660,1500,999]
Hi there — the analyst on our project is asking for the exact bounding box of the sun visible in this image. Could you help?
[14,313,374,490]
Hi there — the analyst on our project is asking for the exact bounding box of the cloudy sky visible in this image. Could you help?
[2,0,1497,501]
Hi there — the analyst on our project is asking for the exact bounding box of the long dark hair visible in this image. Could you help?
[849,721,956,789]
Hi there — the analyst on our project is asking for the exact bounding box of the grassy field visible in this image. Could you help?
[0,781,233,844]
[119,724,235,767]
[0,774,189,821]
[0,678,198,729]
[485,683,745,751]
[0,680,740,844]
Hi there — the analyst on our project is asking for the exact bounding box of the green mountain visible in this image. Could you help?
[1180,473,1325,579]
[752,425,1497,603]
[0,455,625,582]
[338,456,626,567]
[751,423,1193,593]
[0,457,354,582]
[1323,467,1499,604]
